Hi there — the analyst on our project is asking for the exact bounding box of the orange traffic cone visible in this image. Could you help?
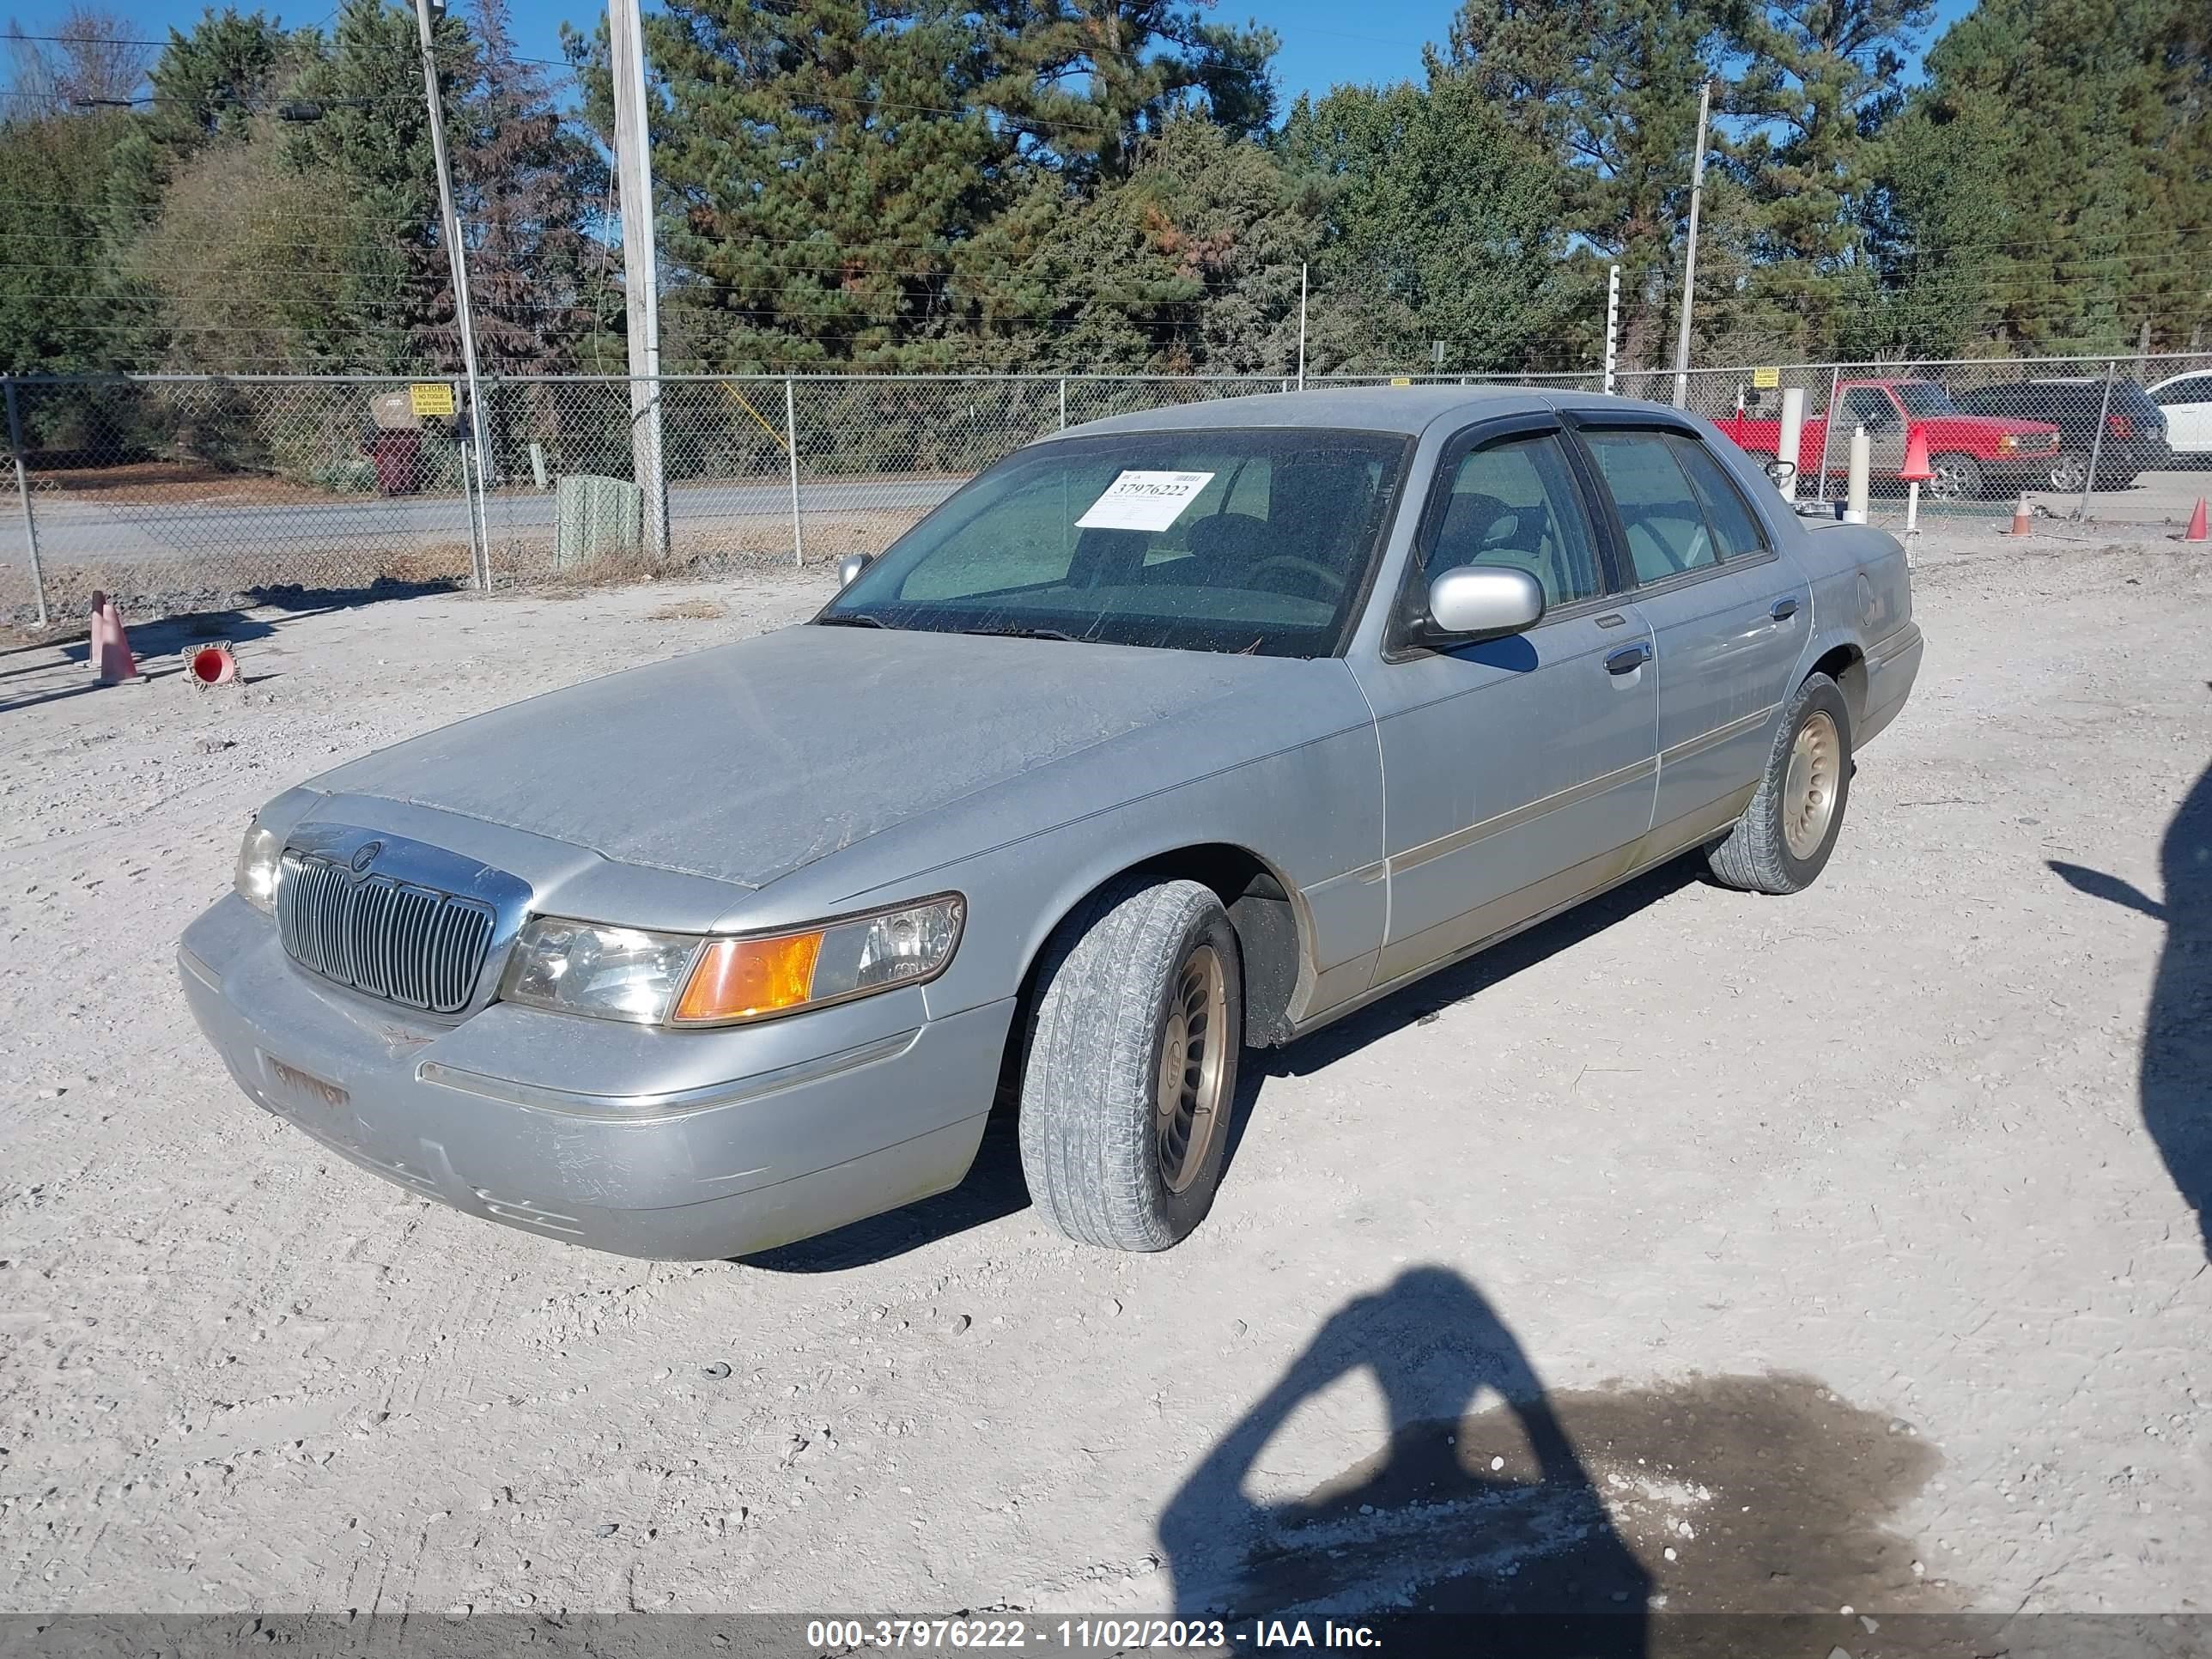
[2010,494,2033,538]
[1899,428,1934,484]
[88,591,139,684]
[2189,497,2209,544]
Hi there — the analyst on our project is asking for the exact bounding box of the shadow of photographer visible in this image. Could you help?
[1158,1266,1650,1650]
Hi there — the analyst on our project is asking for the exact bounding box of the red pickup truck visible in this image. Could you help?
[1714,378,2062,500]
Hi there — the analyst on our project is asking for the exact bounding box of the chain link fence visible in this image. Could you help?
[7,355,2209,632]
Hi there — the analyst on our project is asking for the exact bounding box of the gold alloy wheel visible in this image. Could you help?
[1783,710,1841,860]
[1155,943,1229,1194]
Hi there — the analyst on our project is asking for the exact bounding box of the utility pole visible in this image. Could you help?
[411,0,491,590]
[1296,262,1308,391]
[1671,79,1712,411]
[609,0,667,562]
[1602,263,1620,396]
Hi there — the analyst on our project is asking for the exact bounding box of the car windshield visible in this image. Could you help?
[1892,382,1959,416]
[817,428,1411,658]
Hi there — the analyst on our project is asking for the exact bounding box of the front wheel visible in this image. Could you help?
[1706,672,1853,896]
[1018,878,1243,1251]
[2050,450,2090,493]
[1926,453,1985,501]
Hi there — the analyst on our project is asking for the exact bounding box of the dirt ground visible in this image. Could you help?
[2,525,2209,1623]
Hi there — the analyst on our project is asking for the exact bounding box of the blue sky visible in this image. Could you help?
[100,0,1984,105]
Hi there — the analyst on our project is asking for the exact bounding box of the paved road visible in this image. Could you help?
[1,475,966,568]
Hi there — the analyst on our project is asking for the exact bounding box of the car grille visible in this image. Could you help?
[276,852,495,1015]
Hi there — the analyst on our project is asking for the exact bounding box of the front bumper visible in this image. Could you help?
[179,894,1013,1259]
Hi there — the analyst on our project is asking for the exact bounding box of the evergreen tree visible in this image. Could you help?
[578,0,1010,371]
[975,0,1279,180]
[457,0,606,372]
[1884,0,2211,353]
[280,0,470,371]
[1728,0,1934,352]
[1440,0,1723,369]
[1280,68,1575,374]
[951,112,1321,371]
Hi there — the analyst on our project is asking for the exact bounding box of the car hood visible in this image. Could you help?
[307,623,1310,890]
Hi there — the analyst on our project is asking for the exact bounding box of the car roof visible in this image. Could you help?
[1050,383,1580,441]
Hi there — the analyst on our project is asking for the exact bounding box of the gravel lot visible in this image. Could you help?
[3,526,2209,1622]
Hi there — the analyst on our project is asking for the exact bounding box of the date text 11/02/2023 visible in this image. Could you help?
[800,1619,1382,1649]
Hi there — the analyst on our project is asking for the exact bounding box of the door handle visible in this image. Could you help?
[1770,597,1800,622]
[1604,642,1653,675]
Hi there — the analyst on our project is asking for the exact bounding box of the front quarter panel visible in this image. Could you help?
[770,659,1389,1033]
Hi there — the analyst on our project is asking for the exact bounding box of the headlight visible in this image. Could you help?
[1997,434,2020,452]
[497,895,965,1027]
[234,822,283,913]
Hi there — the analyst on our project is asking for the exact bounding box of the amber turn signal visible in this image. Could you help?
[673,932,824,1024]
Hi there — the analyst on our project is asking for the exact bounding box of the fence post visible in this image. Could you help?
[1815,366,1841,501]
[1058,378,1066,431]
[784,374,805,568]
[3,378,46,629]
[2078,359,2117,523]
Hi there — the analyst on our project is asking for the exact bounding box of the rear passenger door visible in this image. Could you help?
[1571,417,1809,851]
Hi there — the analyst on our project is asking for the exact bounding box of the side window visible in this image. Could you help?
[1668,436,1770,560]
[2155,375,2212,406]
[1841,387,1899,430]
[1426,433,1603,606]
[1583,431,1716,584]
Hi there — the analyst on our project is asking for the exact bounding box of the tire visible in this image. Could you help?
[1705,672,1853,896]
[2050,450,2090,493]
[1018,878,1244,1251]
[1927,453,1985,501]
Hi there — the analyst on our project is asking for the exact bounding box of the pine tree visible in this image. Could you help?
[975,0,1279,181]
[1883,0,2211,354]
[1279,67,1576,374]
[1439,0,1723,370]
[280,0,469,372]
[456,0,605,373]
[1728,0,1935,354]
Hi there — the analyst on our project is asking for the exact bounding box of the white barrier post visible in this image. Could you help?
[1777,386,1805,501]
[1844,425,1871,524]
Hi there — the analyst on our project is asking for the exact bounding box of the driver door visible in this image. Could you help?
[1350,416,1658,988]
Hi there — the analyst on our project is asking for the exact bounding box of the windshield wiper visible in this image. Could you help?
[816,612,888,629]
[960,623,1078,642]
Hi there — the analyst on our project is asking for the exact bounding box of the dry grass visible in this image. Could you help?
[646,597,729,621]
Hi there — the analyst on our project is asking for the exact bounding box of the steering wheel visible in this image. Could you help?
[1243,555,1346,600]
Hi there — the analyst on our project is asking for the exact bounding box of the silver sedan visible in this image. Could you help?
[179,386,1923,1257]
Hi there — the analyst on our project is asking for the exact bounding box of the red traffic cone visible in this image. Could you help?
[2188,497,2209,544]
[88,591,139,684]
[190,643,239,687]
[1899,427,1934,485]
[2010,494,2033,538]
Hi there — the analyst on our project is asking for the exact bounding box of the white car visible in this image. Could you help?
[2147,371,2212,459]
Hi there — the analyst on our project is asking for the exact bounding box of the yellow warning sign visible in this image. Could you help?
[1389,376,1413,387]
[1751,367,1780,390]
[408,382,456,417]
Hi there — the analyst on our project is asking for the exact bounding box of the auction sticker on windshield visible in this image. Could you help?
[1075,470,1216,532]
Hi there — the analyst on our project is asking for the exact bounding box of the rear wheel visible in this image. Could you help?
[1018,878,1243,1251]
[1706,672,1853,896]
[1927,453,1985,501]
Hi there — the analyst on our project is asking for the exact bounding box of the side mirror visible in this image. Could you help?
[836,552,872,589]
[1423,564,1545,642]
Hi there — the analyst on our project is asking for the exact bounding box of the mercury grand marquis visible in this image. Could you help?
[179,386,1923,1257]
